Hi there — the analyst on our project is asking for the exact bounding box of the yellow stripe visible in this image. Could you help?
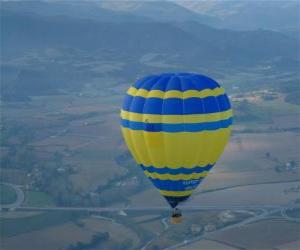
[121,127,232,168]
[121,109,233,124]
[127,86,225,99]
[159,189,194,197]
[144,171,209,180]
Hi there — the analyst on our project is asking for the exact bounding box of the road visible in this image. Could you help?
[1,189,299,250]
[2,204,294,213]
[161,202,299,250]
[1,181,299,250]
[0,183,25,209]
[161,217,169,230]
[141,216,170,250]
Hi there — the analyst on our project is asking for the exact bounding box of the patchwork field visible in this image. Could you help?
[0,211,86,238]
[207,219,300,249]
[189,181,300,207]
[0,215,141,250]
[221,132,300,172]
[1,79,300,250]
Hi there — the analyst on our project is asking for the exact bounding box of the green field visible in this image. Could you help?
[23,191,54,207]
[0,184,17,205]
[0,211,86,237]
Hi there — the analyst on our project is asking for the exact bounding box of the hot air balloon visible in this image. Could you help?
[120,73,232,223]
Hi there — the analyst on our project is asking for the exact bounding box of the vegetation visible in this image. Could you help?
[233,100,272,123]
[295,198,300,204]
[67,232,110,250]
[0,184,17,205]
[23,191,54,207]
[285,91,300,105]
[285,208,300,219]
[0,211,86,237]
[275,80,300,94]
[273,80,300,106]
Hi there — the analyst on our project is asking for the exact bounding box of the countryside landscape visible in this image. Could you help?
[1,1,300,249]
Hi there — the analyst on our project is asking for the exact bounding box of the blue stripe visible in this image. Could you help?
[122,95,231,115]
[133,73,220,91]
[121,117,232,132]
[140,164,214,174]
[149,178,203,191]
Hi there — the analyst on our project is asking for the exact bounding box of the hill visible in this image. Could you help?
[1,2,299,100]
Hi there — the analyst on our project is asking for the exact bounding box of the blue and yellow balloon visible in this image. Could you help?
[120,73,232,219]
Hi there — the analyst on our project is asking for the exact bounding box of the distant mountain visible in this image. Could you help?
[1,1,299,101]
[2,0,299,33]
[0,0,151,23]
[99,0,219,25]
[175,21,298,63]
[174,0,300,33]
[0,9,202,60]
[1,8,297,64]
[1,0,220,25]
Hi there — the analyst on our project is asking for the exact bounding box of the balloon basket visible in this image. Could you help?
[170,208,182,224]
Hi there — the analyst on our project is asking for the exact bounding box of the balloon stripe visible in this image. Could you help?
[120,109,233,124]
[133,73,220,91]
[149,178,203,191]
[121,127,231,168]
[144,171,208,180]
[140,164,213,174]
[121,117,232,132]
[122,95,231,115]
[127,87,225,99]
[159,190,194,197]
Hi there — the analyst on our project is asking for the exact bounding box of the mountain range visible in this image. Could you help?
[0,0,299,100]
[175,0,300,32]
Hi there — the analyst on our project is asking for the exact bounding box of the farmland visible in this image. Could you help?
[206,219,300,249]
[1,85,300,249]
[0,211,86,237]
[1,1,300,249]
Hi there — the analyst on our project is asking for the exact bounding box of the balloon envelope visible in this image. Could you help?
[120,73,232,208]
